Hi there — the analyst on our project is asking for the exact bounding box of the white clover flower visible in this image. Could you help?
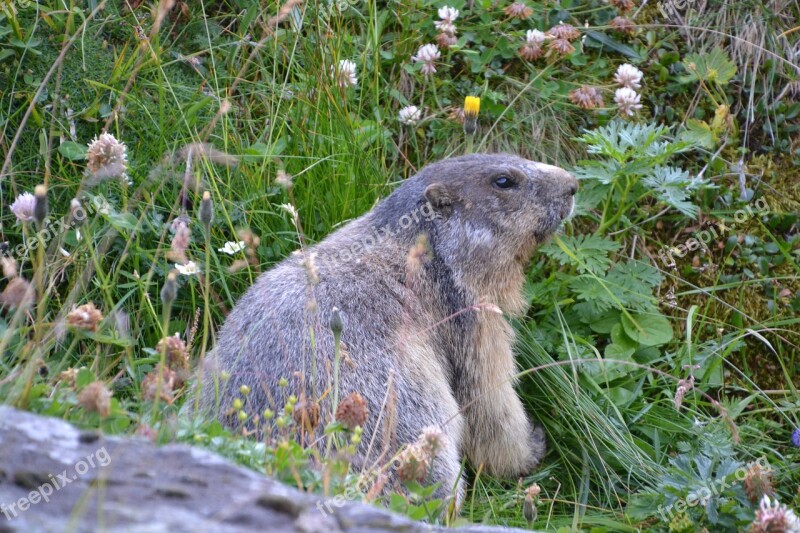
[438,6,459,22]
[10,192,35,223]
[86,133,128,180]
[752,496,800,533]
[331,59,358,88]
[412,44,441,76]
[526,29,546,45]
[434,20,457,34]
[398,105,422,126]
[175,261,200,276]
[614,87,642,116]
[218,241,246,255]
[435,7,458,35]
[614,63,643,90]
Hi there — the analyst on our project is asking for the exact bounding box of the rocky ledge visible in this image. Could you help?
[0,407,524,532]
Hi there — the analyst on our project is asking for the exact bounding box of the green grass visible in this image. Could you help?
[1,0,799,531]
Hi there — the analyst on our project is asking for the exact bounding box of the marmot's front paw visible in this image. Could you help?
[528,425,547,469]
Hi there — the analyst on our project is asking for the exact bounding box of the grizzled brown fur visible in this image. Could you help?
[200,153,577,502]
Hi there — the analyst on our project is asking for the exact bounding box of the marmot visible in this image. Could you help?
[201,153,577,502]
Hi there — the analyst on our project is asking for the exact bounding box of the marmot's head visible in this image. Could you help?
[420,153,576,258]
[393,153,578,310]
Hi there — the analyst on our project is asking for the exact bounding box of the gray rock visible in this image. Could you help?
[0,408,525,532]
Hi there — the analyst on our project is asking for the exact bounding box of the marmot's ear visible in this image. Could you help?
[424,183,453,214]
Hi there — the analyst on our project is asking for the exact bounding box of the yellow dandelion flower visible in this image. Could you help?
[464,96,480,119]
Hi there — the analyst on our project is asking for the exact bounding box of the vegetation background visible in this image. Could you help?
[1,0,799,530]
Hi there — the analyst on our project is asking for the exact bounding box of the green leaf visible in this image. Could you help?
[605,342,635,360]
[611,322,638,350]
[584,30,643,60]
[589,311,621,334]
[105,212,140,232]
[681,119,716,149]
[76,368,96,388]
[679,47,737,85]
[621,312,674,347]
[642,165,707,218]
[541,234,621,275]
[58,141,87,161]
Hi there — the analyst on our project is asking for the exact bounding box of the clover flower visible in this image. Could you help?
[77,381,112,417]
[67,303,104,332]
[744,463,774,503]
[548,23,580,41]
[520,29,546,60]
[437,6,459,23]
[436,32,458,48]
[412,44,441,76]
[614,63,643,89]
[331,59,358,88]
[614,87,642,116]
[141,364,177,404]
[396,443,430,482]
[293,397,321,432]
[434,6,459,34]
[335,392,369,430]
[569,86,604,109]
[548,38,575,56]
[610,16,636,35]
[792,427,800,447]
[504,1,533,19]
[10,192,35,223]
[610,0,636,13]
[398,105,422,126]
[86,133,128,182]
[156,333,190,373]
[749,496,800,533]
[420,425,446,456]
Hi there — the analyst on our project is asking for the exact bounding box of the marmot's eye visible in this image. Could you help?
[493,175,516,189]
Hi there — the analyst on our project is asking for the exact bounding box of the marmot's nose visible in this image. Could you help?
[563,176,578,197]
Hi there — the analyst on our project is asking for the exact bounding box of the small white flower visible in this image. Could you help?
[218,241,246,255]
[331,59,358,88]
[412,44,441,76]
[614,87,642,116]
[435,7,458,35]
[614,63,643,90]
[398,105,422,126]
[175,261,200,276]
[435,20,457,34]
[525,29,546,46]
[59,247,71,257]
[438,6,459,22]
[10,192,36,223]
